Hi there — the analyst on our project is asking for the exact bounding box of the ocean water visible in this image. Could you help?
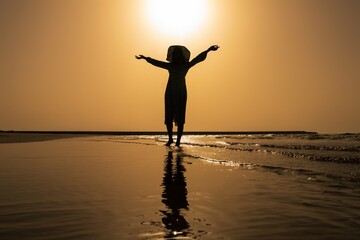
[0,133,360,239]
[169,133,360,176]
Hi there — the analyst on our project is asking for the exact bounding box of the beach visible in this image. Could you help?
[0,133,360,239]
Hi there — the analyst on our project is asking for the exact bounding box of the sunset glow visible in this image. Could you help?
[1,0,359,132]
[146,0,208,38]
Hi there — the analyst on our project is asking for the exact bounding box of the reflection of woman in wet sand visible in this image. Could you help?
[136,45,219,146]
[161,150,189,237]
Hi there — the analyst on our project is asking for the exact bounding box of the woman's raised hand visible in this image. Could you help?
[208,45,220,51]
[135,55,146,60]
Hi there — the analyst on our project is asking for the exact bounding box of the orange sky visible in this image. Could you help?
[1,0,359,132]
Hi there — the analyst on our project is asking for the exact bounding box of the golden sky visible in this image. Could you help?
[1,0,359,132]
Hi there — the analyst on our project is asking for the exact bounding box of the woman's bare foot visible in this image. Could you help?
[165,139,174,146]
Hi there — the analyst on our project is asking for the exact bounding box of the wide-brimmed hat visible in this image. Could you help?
[166,45,190,62]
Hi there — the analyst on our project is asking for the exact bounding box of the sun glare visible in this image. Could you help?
[146,0,208,39]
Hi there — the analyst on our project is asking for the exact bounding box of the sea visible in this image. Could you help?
[0,132,359,239]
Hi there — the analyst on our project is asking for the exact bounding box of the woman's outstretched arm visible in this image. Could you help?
[135,55,169,69]
[189,45,219,68]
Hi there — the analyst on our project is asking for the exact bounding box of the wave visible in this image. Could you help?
[154,139,360,164]
[179,152,360,184]
[216,133,360,141]
[90,134,360,164]
[263,144,360,152]
[225,142,360,152]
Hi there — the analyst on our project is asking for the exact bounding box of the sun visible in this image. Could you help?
[146,0,208,39]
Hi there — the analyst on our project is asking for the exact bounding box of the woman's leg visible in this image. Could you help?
[176,124,184,146]
[166,123,173,146]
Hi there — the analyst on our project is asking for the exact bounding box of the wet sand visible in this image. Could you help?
[0,132,82,144]
[0,136,237,239]
[0,134,359,239]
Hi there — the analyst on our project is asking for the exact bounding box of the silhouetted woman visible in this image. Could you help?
[136,45,219,146]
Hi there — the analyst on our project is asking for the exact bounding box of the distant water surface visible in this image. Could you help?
[0,133,359,239]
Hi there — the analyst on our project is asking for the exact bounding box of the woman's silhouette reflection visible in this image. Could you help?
[161,150,190,237]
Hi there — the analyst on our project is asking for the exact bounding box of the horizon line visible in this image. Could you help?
[1,130,318,135]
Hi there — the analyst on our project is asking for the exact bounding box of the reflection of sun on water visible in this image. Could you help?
[146,0,208,39]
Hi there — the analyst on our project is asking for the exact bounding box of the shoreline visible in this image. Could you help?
[0,131,318,144]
